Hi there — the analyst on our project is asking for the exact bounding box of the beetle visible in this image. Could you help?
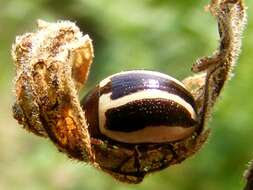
[11,0,247,184]
[82,70,198,144]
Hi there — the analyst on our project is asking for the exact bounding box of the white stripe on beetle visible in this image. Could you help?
[98,124,195,143]
[99,89,196,120]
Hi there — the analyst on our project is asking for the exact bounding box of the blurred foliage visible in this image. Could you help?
[0,0,253,190]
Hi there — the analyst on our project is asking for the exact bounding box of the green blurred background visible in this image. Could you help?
[0,0,253,189]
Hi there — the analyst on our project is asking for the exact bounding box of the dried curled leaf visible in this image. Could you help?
[12,20,94,161]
